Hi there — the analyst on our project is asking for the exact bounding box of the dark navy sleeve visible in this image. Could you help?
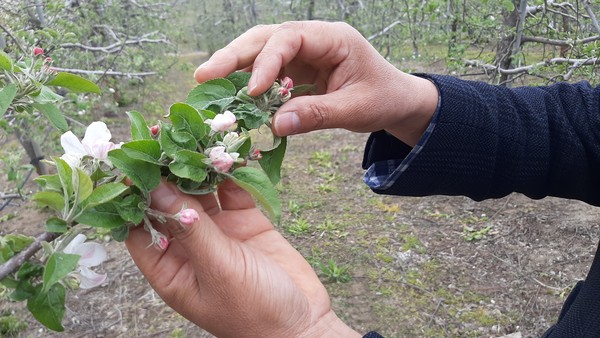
[362,74,600,206]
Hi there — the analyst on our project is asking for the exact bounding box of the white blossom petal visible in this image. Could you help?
[82,121,112,146]
[72,242,108,267]
[60,153,82,168]
[78,266,107,289]
[60,131,86,156]
[62,234,87,255]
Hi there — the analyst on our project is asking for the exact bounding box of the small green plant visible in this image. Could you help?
[287,199,302,217]
[0,312,28,336]
[310,150,333,168]
[284,218,312,235]
[317,183,336,193]
[317,258,352,283]
[462,225,494,241]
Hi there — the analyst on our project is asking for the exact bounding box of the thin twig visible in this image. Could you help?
[0,231,59,281]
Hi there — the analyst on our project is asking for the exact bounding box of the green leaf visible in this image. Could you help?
[9,280,36,301]
[46,72,101,94]
[0,83,17,116]
[76,203,126,229]
[80,182,128,211]
[45,217,68,233]
[0,51,13,71]
[226,72,251,91]
[35,174,64,192]
[110,226,130,242]
[186,78,236,112]
[33,103,68,131]
[53,157,73,204]
[116,194,145,224]
[74,168,93,205]
[501,0,515,11]
[121,140,163,165]
[259,136,287,185]
[27,283,66,332]
[32,191,65,212]
[32,85,63,104]
[232,103,270,129]
[168,102,209,141]
[126,111,152,141]
[42,252,80,293]
[230,166,281,224]
[108,149,161,194]
[158,123,197,157]
[168,149,209,182]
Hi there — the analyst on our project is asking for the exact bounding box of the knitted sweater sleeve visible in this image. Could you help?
[362,74,600,206]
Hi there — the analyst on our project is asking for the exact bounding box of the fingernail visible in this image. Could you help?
[274,111,300,136]
[248,69,259,94]
[151,183,178,212]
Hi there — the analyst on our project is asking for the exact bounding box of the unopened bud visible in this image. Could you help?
[33,47,44,56]
[178,208,200,226]
[150,125,160,136]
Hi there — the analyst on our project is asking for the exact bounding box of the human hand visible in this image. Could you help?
[125,180,361,338]
[194,21,438,146]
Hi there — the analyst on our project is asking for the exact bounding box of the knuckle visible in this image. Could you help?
[307,102,329,130]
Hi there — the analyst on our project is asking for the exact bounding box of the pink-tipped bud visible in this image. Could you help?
[280,76,293,90]
[150,230,170,251]
[277,77,294,98]
[178,208,200,226]
[155,236,170,251]
[249,148,262,160]
[33,47,44,56]
[150,125,160,136]
[44,57,52,63]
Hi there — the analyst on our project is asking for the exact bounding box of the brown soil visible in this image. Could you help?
[1,57,599,338]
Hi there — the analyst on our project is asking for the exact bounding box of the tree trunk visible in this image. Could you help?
[15,128,47,175]
[307,0,315,20]
[495,0,520,86]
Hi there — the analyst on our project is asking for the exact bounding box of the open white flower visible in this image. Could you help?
[205,110,236,133]
[62,234,108,289]
[60,121,121,167]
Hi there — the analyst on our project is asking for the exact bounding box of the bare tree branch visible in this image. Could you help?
[583,0,600,36]
[51,67,157,77]
[521,35,600,47]
[0,22,26,54]
[0,232,58,281]
[464,57,600,76]
[60,33,170,54]
[367,20,402,41]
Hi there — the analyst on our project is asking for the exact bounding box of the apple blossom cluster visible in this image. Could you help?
[5,73,300,332]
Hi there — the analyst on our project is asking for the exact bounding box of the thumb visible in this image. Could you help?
[149,182,230,265]
[272,90,365,136]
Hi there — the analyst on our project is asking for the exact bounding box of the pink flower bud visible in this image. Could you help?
[44,57,52,63]
[208,146,236,173]
[277,76,294,97]
[178,208,200,226]
[206,110,236,132]
[280,76,293,90]
[33,47,44,56]
[150,230,170,251]
[249,148,262,160]
[155,236,170,251]
[150,125,160,136]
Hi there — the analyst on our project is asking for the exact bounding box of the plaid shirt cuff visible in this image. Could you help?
[363,90,441,190]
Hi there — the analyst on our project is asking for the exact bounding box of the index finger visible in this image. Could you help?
[193,24,279,84]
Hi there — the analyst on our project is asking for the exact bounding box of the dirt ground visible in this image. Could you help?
[1,57,600,338]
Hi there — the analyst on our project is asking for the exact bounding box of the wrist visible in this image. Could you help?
[385,73,439,147]
[298,310,361,338]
